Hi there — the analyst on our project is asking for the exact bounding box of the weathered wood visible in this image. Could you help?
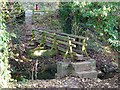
[37,30,75,41]
[38,34,76,48]
[32,29,88,58]
[72,41,83,46]
[56,34,75,41]
[58,32,86,39]
[45,42,67,53]
[36,36,88,60]
[40,30,86,39]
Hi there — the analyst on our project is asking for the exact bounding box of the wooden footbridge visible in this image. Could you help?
[32,29,89,61]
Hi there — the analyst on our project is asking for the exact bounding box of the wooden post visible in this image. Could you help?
[69,39,73,60]
[31,66,34,80]
[32,30,35,41]
[35,59,38,80]
[82,39,88,58]
[51,33,57,50]
[64,37,73,61]
[39,32,45,47]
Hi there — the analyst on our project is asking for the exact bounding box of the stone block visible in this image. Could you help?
[72,59,96,72]
[56,62,68,78]
[56,59,97,78]
[73,70,98,78]
[72,62,92,72]
[89,59,96,70]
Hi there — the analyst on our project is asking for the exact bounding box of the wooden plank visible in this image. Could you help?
[36,39,81,52]
[39,39,82,54]
[37,30,54,35]
[41,30,86,39]
[45,42,67,53]
[58,33,86,39]
[38,30,54,37]
[56,34,75,41]
[46,37,76,48]
[46,37,68,46]
[34,30,54,38]
[34,29,86,40]
[45,42,78,54]
[34,31,68,43]
[37,30,75,41]
[35,32,53,39]
[72,41,83,46]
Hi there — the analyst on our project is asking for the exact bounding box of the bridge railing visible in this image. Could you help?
[32,29,89,60]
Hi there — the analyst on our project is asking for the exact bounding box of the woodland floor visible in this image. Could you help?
[8,14,119,89]
[11,75,118,89]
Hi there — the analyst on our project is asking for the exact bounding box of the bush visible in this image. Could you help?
[59,2,119,52]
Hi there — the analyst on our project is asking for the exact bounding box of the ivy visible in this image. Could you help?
[59,2,119,52]
[0,2,11,88]
[58,2,73,34]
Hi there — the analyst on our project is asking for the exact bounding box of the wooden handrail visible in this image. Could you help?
[33,29,86,40]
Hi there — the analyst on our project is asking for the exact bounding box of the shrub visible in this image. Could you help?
[59,2,119,52]
[0,2,11,88]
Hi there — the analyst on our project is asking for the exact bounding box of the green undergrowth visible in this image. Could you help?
[59,2,119,53]
[27,47,58,59]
